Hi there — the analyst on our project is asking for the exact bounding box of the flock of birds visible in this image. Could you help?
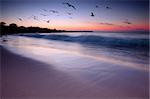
[17,2,132,25]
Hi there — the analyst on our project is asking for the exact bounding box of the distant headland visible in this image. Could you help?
[0,22,93,35]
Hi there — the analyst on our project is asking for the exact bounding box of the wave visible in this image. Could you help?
[20,34,149,50]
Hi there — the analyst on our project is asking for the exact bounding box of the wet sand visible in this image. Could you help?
[1,47,149,99]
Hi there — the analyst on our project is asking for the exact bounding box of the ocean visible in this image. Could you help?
[1,32,149,98]
[2,32,149,69]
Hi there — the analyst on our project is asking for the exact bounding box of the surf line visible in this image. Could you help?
[15,45,148,72]
[53,48,148,72]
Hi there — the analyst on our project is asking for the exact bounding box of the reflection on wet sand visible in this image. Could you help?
[5,45,149,72]
[2,48,149,99]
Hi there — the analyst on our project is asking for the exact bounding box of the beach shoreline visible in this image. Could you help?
[1,46,149,99]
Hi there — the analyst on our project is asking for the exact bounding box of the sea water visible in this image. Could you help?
[1,32,149,98]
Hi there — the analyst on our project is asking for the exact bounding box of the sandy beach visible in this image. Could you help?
[1,46,149,99]
[2,47,84,99]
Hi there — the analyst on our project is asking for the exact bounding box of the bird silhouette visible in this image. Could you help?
[106,6,112,9]
[62,2,76,10]
[49,10,59,13]
[91,12,95,17]
[33,16,38,21]
[17,18,22,21]
[124,21,132,24]
[67,12,72,15]
[96,5,99,8]
[124,19,132,24]
[46,20,50,23]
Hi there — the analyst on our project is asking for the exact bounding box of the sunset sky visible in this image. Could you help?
[1,0,149,32]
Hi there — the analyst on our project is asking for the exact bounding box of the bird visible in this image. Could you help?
[91,12,95,17]
[33,16,38,21]
[62,2,76,10]
[17,18,22,21]
[67,12,72,15]
[46,20,50,23]
[49,10,59,13]
[96,5,99,8]
[106,6,112,9]
[124,21,132,24]
[124,19,132,24]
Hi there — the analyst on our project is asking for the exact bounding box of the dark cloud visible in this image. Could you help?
[99,22,114,26]
[118,25,131,29]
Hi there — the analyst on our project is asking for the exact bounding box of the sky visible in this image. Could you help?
[0,0,149,32]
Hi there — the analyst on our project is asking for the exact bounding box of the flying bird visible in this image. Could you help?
[46,20,50,23]
[96,5,99,8]
[124,19,132,24]
[33,16,38,21]
[62,2,76,10]
[49,10,59,13]
[91,12,95,17]
[124,21,132,24]
[106,6,112,9]
[17,18,22,21]
[67,12,72,15]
